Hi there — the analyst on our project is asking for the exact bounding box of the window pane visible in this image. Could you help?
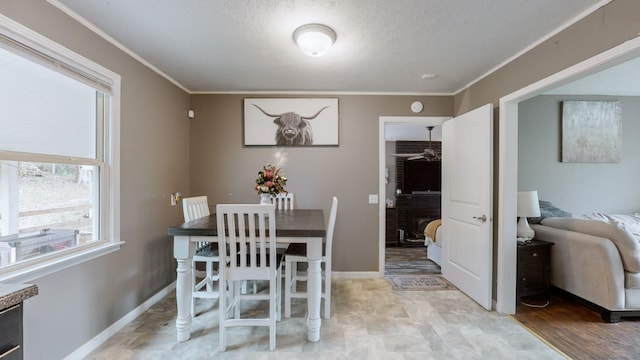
[0,47,98,158]
[0,161,99,267]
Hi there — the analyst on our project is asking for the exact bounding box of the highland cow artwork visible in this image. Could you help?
[243,98,339,146]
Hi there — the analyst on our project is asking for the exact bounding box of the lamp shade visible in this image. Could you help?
[293,24,336,57]
[517,191,541,217]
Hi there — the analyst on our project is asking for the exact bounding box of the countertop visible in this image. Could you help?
[0,283,38,309]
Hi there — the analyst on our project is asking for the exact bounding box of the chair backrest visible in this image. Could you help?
[216,204,277,281]
[183,196,210,221]
[324,196,338,258]
[271,193,294,210]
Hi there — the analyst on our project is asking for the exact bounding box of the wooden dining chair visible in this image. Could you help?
[217,203,283,351]
[271,192,294,210]
[182,196,220,317]
[284,196,337,319]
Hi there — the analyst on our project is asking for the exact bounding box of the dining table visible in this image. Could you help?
[167,208,326,343]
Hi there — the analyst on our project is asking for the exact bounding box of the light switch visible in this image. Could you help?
[368,194,378,204]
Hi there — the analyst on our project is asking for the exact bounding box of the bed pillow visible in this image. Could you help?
[527,200,572,224]
[541,217,640,272]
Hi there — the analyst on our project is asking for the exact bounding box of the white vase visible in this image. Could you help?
[259,193,271,205]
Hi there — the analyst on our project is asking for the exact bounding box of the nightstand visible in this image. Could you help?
[516,239,553,304]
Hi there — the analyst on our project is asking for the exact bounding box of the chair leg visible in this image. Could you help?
[269,272,277,351]
[205,260,213,292]
[234,280,241,319]
[324,267,331,320]
[238,280,257,295]
[284,257,292,318]
[276,266,282,322]
[291,261,298,292]
[225,280,235,314]
[219,278,227,351]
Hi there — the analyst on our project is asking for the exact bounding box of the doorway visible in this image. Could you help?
[377,116,450,276]
[496,37,640,314]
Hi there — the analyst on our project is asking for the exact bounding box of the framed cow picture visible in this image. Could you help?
[243,98,339,146]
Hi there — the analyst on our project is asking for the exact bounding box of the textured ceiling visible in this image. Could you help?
[53,0,607,94]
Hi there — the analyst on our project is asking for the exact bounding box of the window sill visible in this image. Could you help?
[0,241,124,283]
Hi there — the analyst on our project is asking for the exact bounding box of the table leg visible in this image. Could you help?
[174,236,194,342]
[306,238,322,342]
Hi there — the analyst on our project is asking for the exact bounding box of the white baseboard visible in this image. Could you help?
[64,281,176,360]
[331,271,382,279]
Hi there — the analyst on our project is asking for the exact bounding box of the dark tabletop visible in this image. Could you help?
[168,209,326,238]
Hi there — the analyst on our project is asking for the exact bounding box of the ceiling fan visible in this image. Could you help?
[389,126,441,161]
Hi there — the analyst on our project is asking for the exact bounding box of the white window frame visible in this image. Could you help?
[0,14,121,283]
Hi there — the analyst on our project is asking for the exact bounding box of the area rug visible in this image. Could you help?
[386,274,457,291]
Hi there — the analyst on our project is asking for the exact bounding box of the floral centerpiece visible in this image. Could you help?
[255,148,288,198]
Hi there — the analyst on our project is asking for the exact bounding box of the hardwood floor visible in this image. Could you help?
[384,246,441,275]
[513,290,640,360]
[386,247,640,359]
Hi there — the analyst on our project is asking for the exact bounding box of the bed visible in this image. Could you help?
[531,212,640,322]
[424,219,443,266]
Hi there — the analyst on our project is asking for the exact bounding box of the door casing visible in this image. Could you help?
[378,116,450,276]
[496,37,640,314]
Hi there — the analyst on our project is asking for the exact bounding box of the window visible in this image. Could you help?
[0,14,121,282]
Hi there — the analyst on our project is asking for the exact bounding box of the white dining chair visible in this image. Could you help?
[271,192,294,210]
[271,193,294,253]
[217,203,283,351]
[182,196,220,317]
[284,196,337,319]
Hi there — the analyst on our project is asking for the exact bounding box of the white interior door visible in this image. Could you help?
[441,104,493,310]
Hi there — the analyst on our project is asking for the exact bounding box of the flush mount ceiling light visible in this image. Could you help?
[293,24,337,57]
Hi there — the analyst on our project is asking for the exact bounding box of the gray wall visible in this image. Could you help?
[455,0,640,303]
[2,0,639,358]
[454,0,640,303]
[188,94,452,272]
[518,95,640,215]
[454,0,640,114]
[0,1,190,359]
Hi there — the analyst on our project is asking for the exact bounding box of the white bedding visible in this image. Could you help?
[541,213,640,273]
[425,226,443,265]
[424,226,442,245]
[576,212,640,236]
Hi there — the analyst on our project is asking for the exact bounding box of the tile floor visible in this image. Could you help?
[86,277,565,359]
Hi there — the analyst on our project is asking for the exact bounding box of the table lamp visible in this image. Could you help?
[517,191,540,240]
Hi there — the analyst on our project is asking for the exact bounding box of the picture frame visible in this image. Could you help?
[561,100,622,163]
[243,98,339,146]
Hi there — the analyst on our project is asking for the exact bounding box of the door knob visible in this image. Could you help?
[473,214,487,222]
